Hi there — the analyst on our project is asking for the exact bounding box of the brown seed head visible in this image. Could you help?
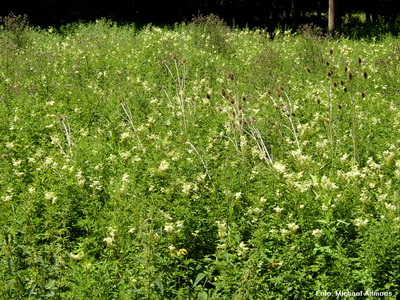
[248,116,256,124]
[348,72,353,80]
[227,72,235,80]
[329,49,334,55]
[361,91,366,98]
[307,67,311,73]
[358,57,362,64]
[171,52,177,60]
[221,88,228,98]
[363,72,368,79]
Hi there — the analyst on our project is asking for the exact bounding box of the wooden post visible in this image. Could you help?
[328,0,337,32]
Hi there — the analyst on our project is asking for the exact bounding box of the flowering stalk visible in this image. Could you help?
[186,141,212,180]
[118,98,143,147]
[162,54,189,133]
[58,115,72,156]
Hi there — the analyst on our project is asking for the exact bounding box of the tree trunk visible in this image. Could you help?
[291,0,299,25]
[328,0,337,32]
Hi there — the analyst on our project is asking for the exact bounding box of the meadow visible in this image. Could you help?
[0,15,400,299]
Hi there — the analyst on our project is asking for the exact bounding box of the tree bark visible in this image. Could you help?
[328,0,337,32]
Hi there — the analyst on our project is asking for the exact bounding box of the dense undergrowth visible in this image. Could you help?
[1,16,400,299]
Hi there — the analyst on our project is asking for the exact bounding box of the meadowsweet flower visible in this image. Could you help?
[234,192,243,200]
[312,229,324,238]
[377,192,387,202]
[280,229,290,236]
[43,156,54,166]
[6,142,15,149]
[90,181,102,190]
[158,160,170,172]
[3,195,12,202]
[290,149,310,165]
[216,221,227,238]
[366,157,381,171]
[122,173,129,183]
[103,236,114,246]
[320,175,338,190]
[164,223,174,233]
[44,191,57,203]
[217,243,227,249]
[182,182,192,195]
[175,221,183,229]
[316,139,328,150]
[237,242,249,256]
[70,252,84,261]
[343,165,363,181]
[354,218,369,228]
[79,129,88,137]
[273,162,286,173]
[360,190,370,202]
[120,131,131,141]
[12,159,22,167]
[385,203,397,211]
[287,223,299,232]
[340,153,349,163]
[396,160,400,168]
[273,206,284,213]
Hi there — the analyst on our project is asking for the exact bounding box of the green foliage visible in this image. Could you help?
[188,14,234,55]
[0,13,32,48]
[0,19,400,299]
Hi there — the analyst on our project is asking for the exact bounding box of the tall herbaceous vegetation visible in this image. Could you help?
[0,16,399,299]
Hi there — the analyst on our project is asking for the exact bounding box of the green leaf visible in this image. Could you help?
[198,291,208,300]
[193,272,206,287]
[154,278,164,295]
[44,280,55,289]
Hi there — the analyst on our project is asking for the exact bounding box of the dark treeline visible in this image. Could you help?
[1,0,400,28]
